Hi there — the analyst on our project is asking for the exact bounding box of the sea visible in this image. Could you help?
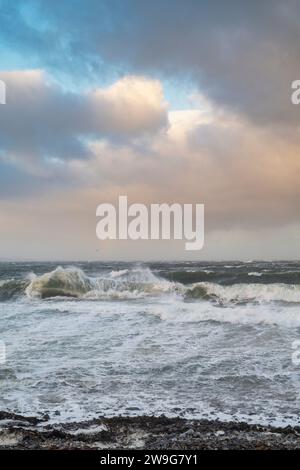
[0,260,300,426]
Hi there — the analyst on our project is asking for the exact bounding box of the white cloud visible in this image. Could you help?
[89,76,168,134]
[0,71,168,175]
[1,70,300,259]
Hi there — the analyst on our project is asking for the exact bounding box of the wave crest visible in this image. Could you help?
[25,266,180,300]
[185,282,300,305]
[1,266,300,305]
[0,279,29,300]
[26,267,93,299]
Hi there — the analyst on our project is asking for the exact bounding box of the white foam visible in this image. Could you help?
[189,281,300,304]
[25,266,179,300]
[151,299,300,327]
[110,269,129,278]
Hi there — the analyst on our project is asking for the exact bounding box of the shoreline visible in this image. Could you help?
[0,412,300,449]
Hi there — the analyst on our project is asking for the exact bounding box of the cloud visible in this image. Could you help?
[0,70,168,177]
[88,76,167,134]
[1,1,300,124]
[61,100,300,236]
[0,67,299,259]
[0,0,300,259]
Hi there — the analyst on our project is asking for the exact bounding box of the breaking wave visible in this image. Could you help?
[1,266,300,306]
[25,266,180,300]
[185,282,300,305]
[0,279,29,301]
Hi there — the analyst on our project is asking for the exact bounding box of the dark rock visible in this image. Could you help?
[0,412,299,449]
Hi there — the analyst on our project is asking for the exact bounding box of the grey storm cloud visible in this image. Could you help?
[0,0,300,259]
[1,0,300,124]
[0,71,168,175]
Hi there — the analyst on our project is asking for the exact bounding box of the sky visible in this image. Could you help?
[0,0,300,261]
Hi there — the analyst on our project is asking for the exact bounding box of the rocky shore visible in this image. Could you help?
[0,412,299,450]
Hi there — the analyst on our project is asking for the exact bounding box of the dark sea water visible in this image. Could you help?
[0,261,300,425]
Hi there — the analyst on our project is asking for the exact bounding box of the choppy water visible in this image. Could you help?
[0,261,300,426]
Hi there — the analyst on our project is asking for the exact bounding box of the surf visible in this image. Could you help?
[1,264,300,306]
[25,266,180,300]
